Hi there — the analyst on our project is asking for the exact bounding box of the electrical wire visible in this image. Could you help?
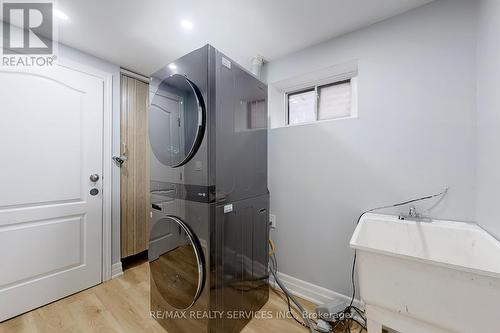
[270,242,361,332]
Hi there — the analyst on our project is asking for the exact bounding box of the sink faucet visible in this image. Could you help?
[398,205,431,222]
[408,206,418,218]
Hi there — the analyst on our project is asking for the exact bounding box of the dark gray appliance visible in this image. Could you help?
[149,44,269,333]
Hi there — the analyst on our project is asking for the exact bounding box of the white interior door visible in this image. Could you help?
[0,63,105,321]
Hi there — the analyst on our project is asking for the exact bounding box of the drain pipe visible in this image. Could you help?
[250,55,265,79]
[270,269,315,333]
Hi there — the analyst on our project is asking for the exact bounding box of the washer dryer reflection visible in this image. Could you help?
[148,44,270,333]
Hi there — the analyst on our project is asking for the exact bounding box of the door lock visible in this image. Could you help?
[112,155,128,167]
[89,174,100,182]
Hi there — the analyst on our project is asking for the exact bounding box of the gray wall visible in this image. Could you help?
[263,0,477,296]
[59,45,122,267]
[476,0,500,240]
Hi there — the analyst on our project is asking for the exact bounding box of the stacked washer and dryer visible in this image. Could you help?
[148,45,269,333]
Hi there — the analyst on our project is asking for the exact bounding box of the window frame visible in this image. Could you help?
[286,86,317,126]
[284,76,357,127]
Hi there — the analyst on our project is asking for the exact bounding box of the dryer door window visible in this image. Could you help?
[150,74,205,168]
[149,216,205,310]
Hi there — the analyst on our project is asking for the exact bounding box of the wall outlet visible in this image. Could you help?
[269,214,276,228]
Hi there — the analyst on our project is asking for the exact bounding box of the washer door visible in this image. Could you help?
[150,74,206,168]
[149,216,205,310]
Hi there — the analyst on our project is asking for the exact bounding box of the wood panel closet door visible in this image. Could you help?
[120,74,150,258]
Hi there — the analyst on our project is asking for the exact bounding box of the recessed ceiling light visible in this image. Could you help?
[180,19,194,30]
[54,9,69,21]
[168,64,177,70]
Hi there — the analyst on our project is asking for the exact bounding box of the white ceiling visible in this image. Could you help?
[56,0,434,75]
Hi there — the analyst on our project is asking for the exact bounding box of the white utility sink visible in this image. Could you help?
[350,213,500,333]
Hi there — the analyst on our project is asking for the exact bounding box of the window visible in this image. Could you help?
[234,99,266,131]
[288,89,316,125]
[286,77,356,125]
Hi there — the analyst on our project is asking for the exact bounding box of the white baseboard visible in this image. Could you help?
[111,262,123,279]
[269,271,363,308]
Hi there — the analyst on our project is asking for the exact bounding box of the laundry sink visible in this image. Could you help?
[350,213,500,333]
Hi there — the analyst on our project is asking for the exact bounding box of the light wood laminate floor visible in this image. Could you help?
[0,260,365,333]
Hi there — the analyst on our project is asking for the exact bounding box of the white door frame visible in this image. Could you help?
[57,59,114,282]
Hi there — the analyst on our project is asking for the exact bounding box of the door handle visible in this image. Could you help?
[112,155,128,167]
